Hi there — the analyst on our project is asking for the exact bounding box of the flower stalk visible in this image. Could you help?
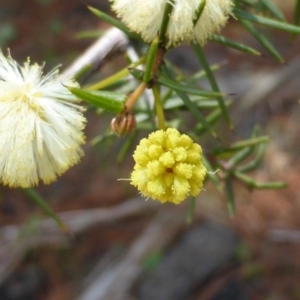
[152,85,165,130]
[125,82,148,112]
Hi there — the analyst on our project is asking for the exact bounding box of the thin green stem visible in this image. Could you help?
[187,197,196,223]
[152,85,165,130]
[193,0,206,27]
[192,43,233,129]
[143,36,160,82]
[22,188,68,232]
[225,176,235,216]
[158,0,174,45]
[86,55,146,90]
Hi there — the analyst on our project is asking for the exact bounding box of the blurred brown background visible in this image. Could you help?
[1,1,300,299]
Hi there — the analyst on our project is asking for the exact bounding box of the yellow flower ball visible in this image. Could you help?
[131,128,207,204]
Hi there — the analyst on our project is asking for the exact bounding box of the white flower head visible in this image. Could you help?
[0,50,86,188]
[110,0,233,47]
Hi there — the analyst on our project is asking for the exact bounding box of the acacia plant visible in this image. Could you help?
[1,0,299,226]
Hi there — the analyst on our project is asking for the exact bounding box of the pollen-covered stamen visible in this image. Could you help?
[16,83,42,111]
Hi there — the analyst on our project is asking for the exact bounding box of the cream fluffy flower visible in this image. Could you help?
[110,0,233,47]
[0,51,86,188]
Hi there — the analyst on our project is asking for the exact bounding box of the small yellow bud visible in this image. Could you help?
[131,128,207,204]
